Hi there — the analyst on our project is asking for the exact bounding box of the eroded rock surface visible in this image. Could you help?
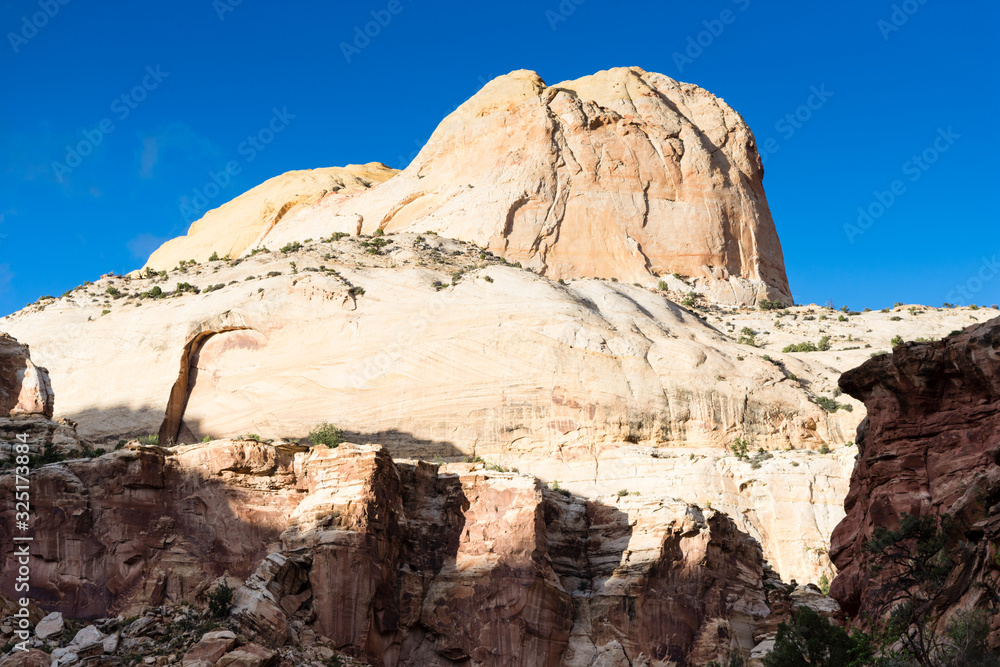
[830,316,1000,644]
[144,163,398,271]
[0,334,52,419]
[0,440,831,665]
[250,67,790,306]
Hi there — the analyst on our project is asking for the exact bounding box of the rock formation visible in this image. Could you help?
[830,316,1000,647]
[147,68,791,306]
[144,163,398,271]
[0,334,52,419]
[0,438,835,665]
[2,235,860,585]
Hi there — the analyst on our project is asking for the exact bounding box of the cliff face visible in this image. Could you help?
[0,334,52,419]
[830,316,1000,642]
[1,236,855,586]
[1,440,801,666]
[146,67,791,306]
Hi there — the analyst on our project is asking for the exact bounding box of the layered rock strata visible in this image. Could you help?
[0,440,819,666]
[830,316,1000,646]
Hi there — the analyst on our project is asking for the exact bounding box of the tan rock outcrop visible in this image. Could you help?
[143,163,398,271]
[1,238,852,584]
[0,334,52,418]
[248,68,790,306]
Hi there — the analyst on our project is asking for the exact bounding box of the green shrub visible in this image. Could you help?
[176,282,200,294]
[137,434,159,445]
[209,251,220,261]
[838,314,847,322]
[106,286,121,297]
[762,606,867,667]
[207,583,234,618]
[309,423,344,448]
[657,280,668,291]
[891,335,904,347]
[814,397,842,413]
[817,335,832,351]
[730,437,751,460]
[280,241,303,254]
[783,341,818,353]
[758,299,782,311]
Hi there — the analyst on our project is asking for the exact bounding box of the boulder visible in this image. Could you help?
[34,611,63,640]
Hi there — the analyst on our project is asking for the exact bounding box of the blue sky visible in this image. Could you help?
[1,0,997,315]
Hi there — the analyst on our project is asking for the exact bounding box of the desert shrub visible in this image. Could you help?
[207,583,234,618]
[759,299,782,311]
[891,335,904,347]
[209,251,220,261]
[762,606,867,667]
[817,335,832,351]
[783,341,818,353]
[309,423,343,448]
[176,282,200,294]
[280,241,303,253]
[657,280,668,291]
[730,437,751,460]
[137,434,159,445]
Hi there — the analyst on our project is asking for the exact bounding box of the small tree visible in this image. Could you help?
[207,582,234,618]
[763,606,868,667]
[309,423,344,448]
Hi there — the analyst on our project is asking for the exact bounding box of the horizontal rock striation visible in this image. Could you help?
[0,440,825,665]
[830,316,1000,644]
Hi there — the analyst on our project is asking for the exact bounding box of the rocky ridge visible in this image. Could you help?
[149,68,792,307]
[0,436,843,666]
[830,315,1000,648]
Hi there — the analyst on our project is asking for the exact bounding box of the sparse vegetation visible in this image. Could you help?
[207,583,234,618]
[280,241,303,253]
[783,340,819,353]
[309,422,344,448]
[137,434,159,445]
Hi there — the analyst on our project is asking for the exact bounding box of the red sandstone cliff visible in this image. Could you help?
[830,316,1000,646]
